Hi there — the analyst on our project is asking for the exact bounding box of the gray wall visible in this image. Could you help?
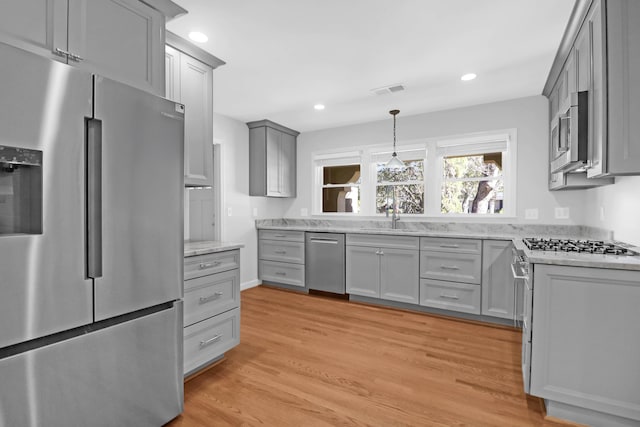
[213,113,289,288]
[583,176,640,246]
[284,95,588,224]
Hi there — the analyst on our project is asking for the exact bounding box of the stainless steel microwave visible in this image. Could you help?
[550,91,589,173]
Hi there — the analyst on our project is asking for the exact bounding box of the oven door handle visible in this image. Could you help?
[510,263,527,280]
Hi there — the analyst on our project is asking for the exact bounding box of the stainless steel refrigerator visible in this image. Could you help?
[0,42,184,426]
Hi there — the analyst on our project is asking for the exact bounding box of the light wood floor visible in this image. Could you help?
[167,286,580,427]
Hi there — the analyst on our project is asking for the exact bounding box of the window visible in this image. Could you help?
[372,149,426,214]
[311,130,515,217]
[435,133,513,216]
[441,153,503,213]
[314,152,361,214]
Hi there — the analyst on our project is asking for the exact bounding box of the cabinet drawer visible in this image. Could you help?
[420,251,481,284]
[259,260,305,287]
[259,239,304,264]
[420,279,480,314]
[184,269,240,327]
[346,234,419,250]
[184,250,240,280]
[183,307,240,376]
[420,237,482,254]
[258,229,304,242]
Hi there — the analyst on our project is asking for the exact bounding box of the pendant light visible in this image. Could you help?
[385,109,405,169]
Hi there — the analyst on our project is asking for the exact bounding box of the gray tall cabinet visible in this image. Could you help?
[247,120,299,198]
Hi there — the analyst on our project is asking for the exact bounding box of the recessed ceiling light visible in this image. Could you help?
[314,104,325,111]
[188,31,208,43]
[461,73,477,81]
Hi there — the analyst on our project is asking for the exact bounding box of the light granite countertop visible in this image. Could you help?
[256,219,640,270]
[184,240,244,257]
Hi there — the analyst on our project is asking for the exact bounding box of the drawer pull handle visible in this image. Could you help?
[440,265,460,270]
[199,261,221,269]
[375,250,384,255]
[274,234,287,238]
[275,271,287,276]
[199,334,222,348]
[274,250,287,254]
[439,293,460,300]
[199,292,223,304]
[440,244,460,248]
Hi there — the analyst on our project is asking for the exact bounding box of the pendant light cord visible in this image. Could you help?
[390,109,400,155]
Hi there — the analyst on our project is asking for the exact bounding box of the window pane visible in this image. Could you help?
[376,184,424,214]
[323,165,360,185]
[441,179,503,214]
[322,186,360,213]
[376,159,424,183]
[443,153,502,179]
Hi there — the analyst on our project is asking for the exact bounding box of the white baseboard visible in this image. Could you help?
[241,279,261,291]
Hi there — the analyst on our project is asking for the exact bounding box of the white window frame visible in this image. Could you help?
[312,151,363,215]
[426,129,517,217]
[370,147,427,215]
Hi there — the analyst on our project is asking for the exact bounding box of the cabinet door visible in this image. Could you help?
[67,0,165,96]
[180,53,213,186]
[164,45,181,102]
[605,0,640,175]
[346,246,379,298]
[574,23,591,93]
[279,131,297,197]
[380,248,419,304]
[265,127,282,196]
[0,0,67,62]
[587,0,607,178]
[481,240,514,319]
[530,265,640,421]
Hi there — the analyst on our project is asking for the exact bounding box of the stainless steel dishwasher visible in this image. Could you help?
[305,232,346,294]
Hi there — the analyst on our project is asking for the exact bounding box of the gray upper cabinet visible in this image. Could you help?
[481,240,514,319]
[545,0,640,182]
[588,0,640,177]
[165,33,225,187]
[0,0,179,96]
[247,120,299,198]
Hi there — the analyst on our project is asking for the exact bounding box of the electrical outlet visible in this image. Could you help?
[227,207,232,217]
[554,207,570,219]
[600,206,605,221]
[252,207,258,217]
[300,208,308,217]
[525,208,539,220]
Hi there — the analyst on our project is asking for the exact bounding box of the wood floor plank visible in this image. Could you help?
[166,286,583,427]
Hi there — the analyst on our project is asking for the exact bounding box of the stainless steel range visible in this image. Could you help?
[522,238,638,256]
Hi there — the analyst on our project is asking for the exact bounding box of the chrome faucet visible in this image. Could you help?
[385,186,400,229]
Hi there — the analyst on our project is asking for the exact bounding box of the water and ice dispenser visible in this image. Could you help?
[0,145,42,235]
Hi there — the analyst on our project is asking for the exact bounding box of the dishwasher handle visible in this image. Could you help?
[309,238,339,244]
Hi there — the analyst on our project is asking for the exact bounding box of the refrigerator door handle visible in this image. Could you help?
[86,118,103,278]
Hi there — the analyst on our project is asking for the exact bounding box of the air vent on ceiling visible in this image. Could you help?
[371,84,405,96]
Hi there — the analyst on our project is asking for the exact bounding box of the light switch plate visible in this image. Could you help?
[600,206,605,221]
[554,207,570,219]
[252,207,258,217]
[227,207,233,217]
[300,208,308,217]
[525,208,539,220]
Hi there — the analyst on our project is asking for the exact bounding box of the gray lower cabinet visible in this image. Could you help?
[530,264,640,424]
[183,249,240,376]
[346,234,419,304]
[481,240,515,319]
[258,230,305,288]
[419,237,482,314]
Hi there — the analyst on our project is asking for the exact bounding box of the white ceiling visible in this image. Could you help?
[166,0,576,132]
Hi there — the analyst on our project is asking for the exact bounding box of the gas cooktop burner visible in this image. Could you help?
[523,238,638,256]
